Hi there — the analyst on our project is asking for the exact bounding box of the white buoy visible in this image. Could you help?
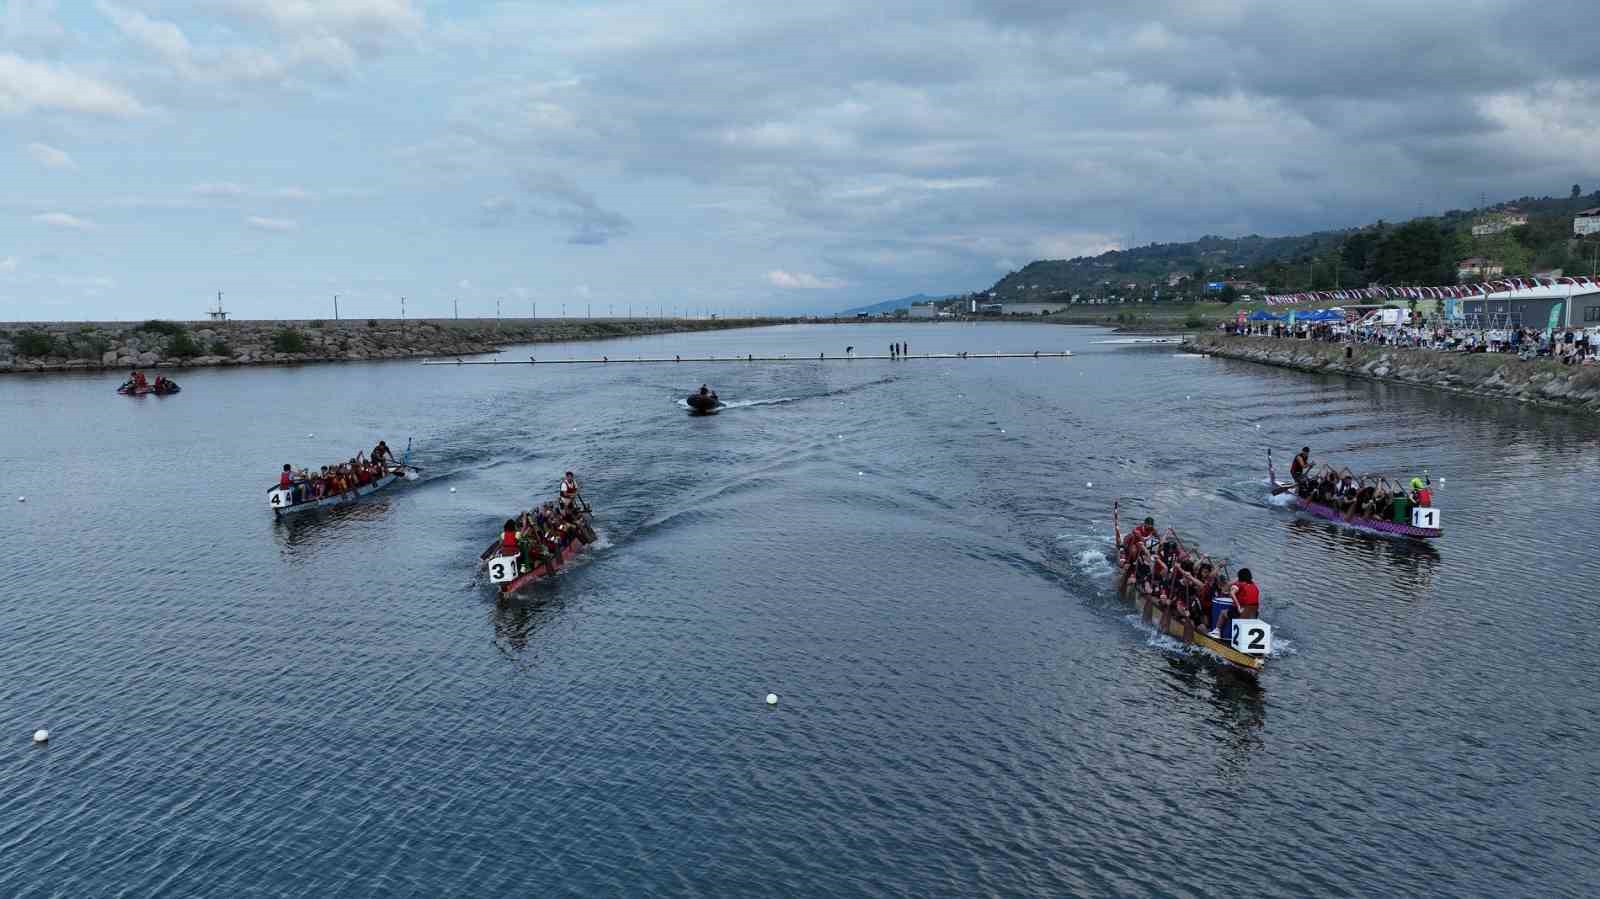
[32,729,48,743]
[1086,482,1093,487]
[858,471,864,476]
[16,496,24,502]
[448,487,457,493]
[1000,429,1006,433]
[765,693,778,706]
[307,433,315,438]
[1255,424,1261,429]
[1439,477,1446,485]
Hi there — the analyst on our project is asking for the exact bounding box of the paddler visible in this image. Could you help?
[371,440,394,472]
[560,471,580,509]
[1290,447,1312,489]
[1410,477,1432,508]
[1210,568,1261,640]
[499,519,520,559]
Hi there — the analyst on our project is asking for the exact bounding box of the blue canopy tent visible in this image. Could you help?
[1246,310,1284,321]
[1297,308,1344,322]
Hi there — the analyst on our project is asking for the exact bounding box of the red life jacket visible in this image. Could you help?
[279,471,293,488]
[501,530,518,552]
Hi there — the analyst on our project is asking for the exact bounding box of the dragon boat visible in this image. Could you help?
[482,503,598,595]
[1112,502,1270,675]
[267,440,413,517]
[1268,449,1442,540]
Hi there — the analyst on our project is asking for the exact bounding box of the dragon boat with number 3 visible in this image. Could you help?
[1112,502,1270,675]
[482,505,598,595]
[1267,449,1442,540]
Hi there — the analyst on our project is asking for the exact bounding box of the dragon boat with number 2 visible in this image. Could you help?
[1111,502,1270,675]
[1268,449,1442,540]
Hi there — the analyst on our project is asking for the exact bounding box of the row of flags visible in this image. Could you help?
[1263,276,1600,306]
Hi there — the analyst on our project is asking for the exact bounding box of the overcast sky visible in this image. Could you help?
[2,0,1597,319]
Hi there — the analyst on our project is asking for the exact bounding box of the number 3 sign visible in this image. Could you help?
[488,555,521,584]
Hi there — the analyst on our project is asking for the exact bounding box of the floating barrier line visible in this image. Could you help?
[421,351,1073,365]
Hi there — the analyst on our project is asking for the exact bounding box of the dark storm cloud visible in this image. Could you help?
[435,0,1599,297]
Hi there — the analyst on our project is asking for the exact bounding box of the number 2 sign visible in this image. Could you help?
[1231,620,1273,656]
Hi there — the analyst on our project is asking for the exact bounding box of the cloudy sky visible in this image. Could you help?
[2,0,1597,319]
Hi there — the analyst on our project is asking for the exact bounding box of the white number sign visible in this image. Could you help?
[269,488,295,509]
[1231,619,1272,656]
[488,555,521,584]
[1410,506,1441,529]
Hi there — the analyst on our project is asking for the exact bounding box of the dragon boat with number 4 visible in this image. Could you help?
[1268,449,1442,540]
[1111,502,1272,675]
[482,496,598,595]
[267,439,415,517]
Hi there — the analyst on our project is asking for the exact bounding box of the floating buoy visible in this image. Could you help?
[765,693,778,706]
[448,487,457,493]
[1086,482,1093,488]
[307,433,315,438]
[16,496,24,502]
[1255,424,1261,429]
[1000,429,1006,433]
[32,729,48,743]
[858,471,864,476]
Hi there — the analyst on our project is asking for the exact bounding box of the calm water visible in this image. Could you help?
[2,323,1598,897]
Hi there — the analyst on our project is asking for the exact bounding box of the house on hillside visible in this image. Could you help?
[1166,272,1187,287]
[1575,207,1600,236]
[1471,208,1528,236]
[1456,257,1505,281]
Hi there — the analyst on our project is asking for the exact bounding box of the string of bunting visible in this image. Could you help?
[1263,275,1600,306]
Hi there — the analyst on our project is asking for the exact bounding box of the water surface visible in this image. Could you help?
[2,323,1596,897]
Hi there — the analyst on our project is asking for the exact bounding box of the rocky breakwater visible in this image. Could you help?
[0,317,780,373]
[1193,335,1600,414]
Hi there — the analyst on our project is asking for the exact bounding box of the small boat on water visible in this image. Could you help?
[1268,450,1442,540]
[117,377,180,396]
[1112,502,1270,675]
[686,385,725,415]
[268,440,413,517]
[482,501,598,595]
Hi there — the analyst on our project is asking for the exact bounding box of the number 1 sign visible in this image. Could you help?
[1410,507,1441,529]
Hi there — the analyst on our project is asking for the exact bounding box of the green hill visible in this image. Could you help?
[976,187,1600,304]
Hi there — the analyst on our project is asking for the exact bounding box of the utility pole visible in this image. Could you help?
[496,299,501,320]
[400,296,405,333]
[587,303,591,318]
[561,303,566,317]
[453,298,459,319]
[334,294,339,320]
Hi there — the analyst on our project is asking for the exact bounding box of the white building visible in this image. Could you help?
[907,303,938,319]
[1575,207,1600,237]
[995,303,1065,315]
[1456,257,1505,281]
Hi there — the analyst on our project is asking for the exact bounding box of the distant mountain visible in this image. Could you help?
[976,187,1600,300]
[838,293,949,316]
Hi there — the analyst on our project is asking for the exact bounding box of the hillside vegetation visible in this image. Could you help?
[973,187,1600,305]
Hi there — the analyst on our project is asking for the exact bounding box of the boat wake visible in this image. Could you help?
[1126,615,1296,660]
[674,396,797,411]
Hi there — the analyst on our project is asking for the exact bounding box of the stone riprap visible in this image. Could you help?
[1192,334,1600,414]
[0,317,783,373]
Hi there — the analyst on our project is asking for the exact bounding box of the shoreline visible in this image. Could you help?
[0,317,791,375]
[1192,334,1600,414]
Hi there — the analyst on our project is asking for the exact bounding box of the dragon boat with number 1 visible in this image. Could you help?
[1268,449,1442,540]
[1111,502,1270,675]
